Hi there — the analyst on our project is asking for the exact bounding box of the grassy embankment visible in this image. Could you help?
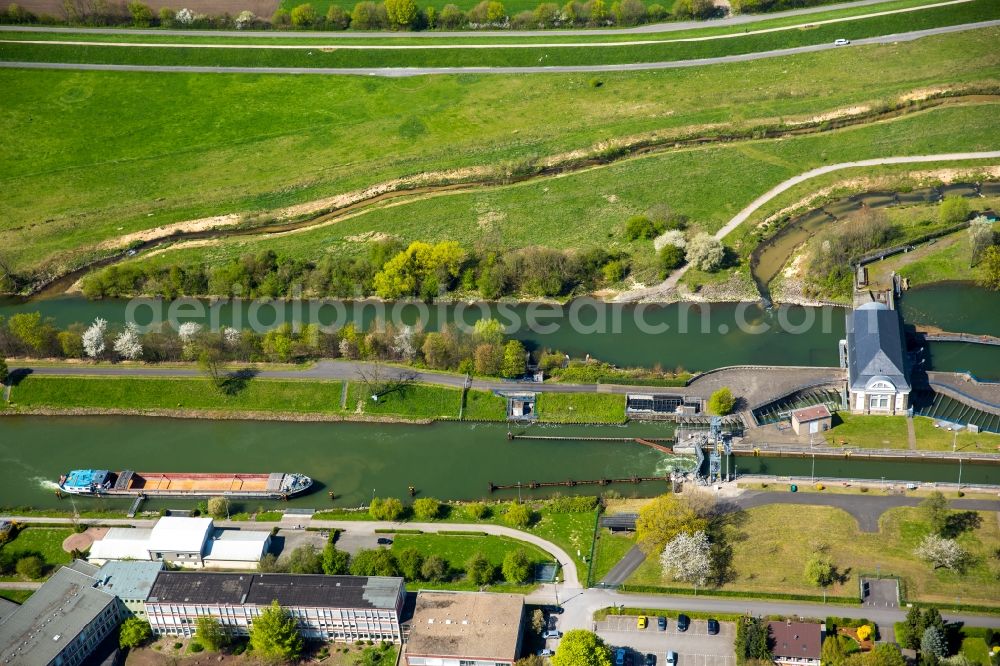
[5,0,994,67]
[4,372,650,423]
[0,0,951,45]
[625,504,1000,606]
[822,413,1000,451]
[389,532,553,593]
[314,501,599,580]
[0,527,74,581]
[0,26,997,279]
[7,374,513,420]
[764,195,1000,300]
[123,102,1000,289]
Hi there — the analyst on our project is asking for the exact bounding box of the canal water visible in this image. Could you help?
[0,294,996,376]
[0,416,996,513]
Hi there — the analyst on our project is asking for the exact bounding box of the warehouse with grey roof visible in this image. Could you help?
[145,572,405,642]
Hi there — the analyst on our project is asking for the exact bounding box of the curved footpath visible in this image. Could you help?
[0,0,944,39]
[1,21,997,74]
[6,515,580,587]
[616,150,1000,302]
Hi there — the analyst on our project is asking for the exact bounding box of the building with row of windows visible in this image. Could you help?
[145,572,406,643]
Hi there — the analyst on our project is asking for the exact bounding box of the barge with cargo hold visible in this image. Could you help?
[58,469,313,499]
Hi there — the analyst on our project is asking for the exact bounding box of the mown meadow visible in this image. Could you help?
[0,26,997,281]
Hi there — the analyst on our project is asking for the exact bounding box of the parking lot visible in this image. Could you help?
[592,615,735,666]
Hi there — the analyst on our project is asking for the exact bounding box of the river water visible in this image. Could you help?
[0,416,994,512]
[0,289,996,510]
[0,292,997,376]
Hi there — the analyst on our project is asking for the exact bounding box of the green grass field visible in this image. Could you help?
[5,0,995,68]
[463,389,508,421]
[8,374,512,420]
[823,413,911,448]
[346,381,462,418]
[127,103,1000,286]
[535,393,626,423]
[0,528,73,579]
[1,26,997,279]
[823,413,1000,450]
[625,505,1000,606]
[11,375,346,413]
[0,589,33,603]
[590,527,636,583]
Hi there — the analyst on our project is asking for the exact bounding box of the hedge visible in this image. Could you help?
[618,584,860,605]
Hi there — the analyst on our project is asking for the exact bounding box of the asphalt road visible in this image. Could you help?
[0,0,939,39]
[615,149,1000,301]
[535,587,1000,635]
[1,21,996,75]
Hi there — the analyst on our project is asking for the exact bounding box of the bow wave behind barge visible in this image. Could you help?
[58,469,313,499]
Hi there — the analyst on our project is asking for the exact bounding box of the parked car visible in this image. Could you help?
[657,616,667,631]
[677,614,690,632]
[547,605,565,615]
[616,648,627,666]
[666,651,678,666]
[376,537,393,545]
[538,649,554,657]
[638,615,648,629]
[625,652,634,666]
[834,38,850,45]
[543,630,563,639]
[645,654,657,666]
[707,619,720,635]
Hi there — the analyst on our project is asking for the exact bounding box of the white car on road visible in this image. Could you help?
[834,38,850,45]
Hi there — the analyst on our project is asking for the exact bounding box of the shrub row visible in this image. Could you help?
[0,0,847,31]
[618,584,861,604]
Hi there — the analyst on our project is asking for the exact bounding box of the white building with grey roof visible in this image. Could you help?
[88,516,270,569]
[840,302,911,415]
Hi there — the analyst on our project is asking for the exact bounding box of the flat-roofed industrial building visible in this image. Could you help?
[405,591,525,666]
[146,572,405,643]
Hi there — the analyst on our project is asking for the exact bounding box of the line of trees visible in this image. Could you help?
[80,242,630,301]
[1,0,846,30]
[259,535,537,586]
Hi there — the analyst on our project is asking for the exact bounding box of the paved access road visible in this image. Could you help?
[530,587,1000,636]
[0,0,947,39]
[616,149,1000,301]
[1,21,997,75]
[3,515,580,587]
[7,360,846,405]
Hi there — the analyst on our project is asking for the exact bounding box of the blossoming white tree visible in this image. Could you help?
[234,10,256,28]
[175,7,194,23]
[222,327,241,347]
[178,322,202,344]
[113,322,143,361]
[914,533,966,570]
[82,318,107,359]
[654,229,687,252]
[659,530,712,586]
[392,326,416,361]
[685,233,725,272]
